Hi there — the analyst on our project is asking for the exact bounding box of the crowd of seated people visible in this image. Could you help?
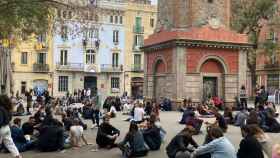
[1,85,280,158]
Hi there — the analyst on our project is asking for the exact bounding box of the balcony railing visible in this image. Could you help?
[33,63,49,72]
[264,61,280,69]
[133,26,144,34]
[131,64,144,72]
[100,64,123,72]
[56,63,84,71]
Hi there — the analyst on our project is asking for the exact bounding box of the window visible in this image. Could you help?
[267,74,279,93]
[134,35,144,47]
[111,77,120,89]
[60,50,68,65]
[113,30,119,43]
[110,15,113,23]
[115,16,118,24]
[61,26,68,40]
[37,53,46,64]
[86,49,95,64]
[21,82,26,94]
[21,52,28,64]
[208,0,213,3]
[134,54,141,65]
[112,53,119,67]
[135,17,142,32]
[119,16,123,24]
[58,76,69,92]
[150,18,154,27]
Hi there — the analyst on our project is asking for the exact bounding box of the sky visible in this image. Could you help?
[151,0,157,5]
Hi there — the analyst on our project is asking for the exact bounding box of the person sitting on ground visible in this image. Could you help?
[107,104,117,118]
[206,109,228,132]
[96,116,120,149]
[0,95,22,158]
[34,106,45,125]
[247,124,272,158]
[69,118,90,149]
[22,117,35,137]
[234,108,248,127]
[15,99,25,116]
[185,112,203,135]
[179,99,188,112]
[179,102,195,124]
[237,125,264,158]
[118,121,149,158]
[133,103,145,124]
[263,109,280,133]
[142,119,161,151]
[166,126,198,158]
[224,106,234,124]
[10,118,33,152]
[192,127,236,158]
[37,108,64,152]
[246,110,261,125]
[197,104,213,116]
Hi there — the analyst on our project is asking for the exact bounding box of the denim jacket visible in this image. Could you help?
[193,137,236,158]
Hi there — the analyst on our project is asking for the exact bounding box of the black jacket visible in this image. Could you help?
[96,123,120,147]
[143,126,161,150]
[166,133,198,158]
[237,136,264,158]
[0,106,11,127]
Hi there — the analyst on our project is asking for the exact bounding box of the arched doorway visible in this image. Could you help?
[153,58,167,102]
[199,58,227,101]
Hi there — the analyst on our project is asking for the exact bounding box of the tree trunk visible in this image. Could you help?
[0,46,12,95]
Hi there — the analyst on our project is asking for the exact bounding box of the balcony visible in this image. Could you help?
[131,64,144,72]
[33,63,49,72]
[264,61,280,70]
[133,26,144,34]
[100,64,123,72]
[56,63,84,72]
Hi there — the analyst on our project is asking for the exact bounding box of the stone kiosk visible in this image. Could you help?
[143,0,252,107]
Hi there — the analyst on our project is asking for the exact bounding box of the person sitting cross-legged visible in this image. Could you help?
[142,119,161,151]
[96,115,120,149]
[118,121,149,158]
[10,118,34,152]
[191,127,236,158]
[166,126,198,158]
[69,118,91,149]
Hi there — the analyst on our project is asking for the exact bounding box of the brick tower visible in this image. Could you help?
[156,0,231,31]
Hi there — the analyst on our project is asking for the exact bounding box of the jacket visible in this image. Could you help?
[0,106,11,127]
[237,136,264,158]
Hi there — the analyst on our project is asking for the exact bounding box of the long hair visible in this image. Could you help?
[129,121,138,134]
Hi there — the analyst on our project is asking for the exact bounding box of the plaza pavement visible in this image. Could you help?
[1,109,280,158]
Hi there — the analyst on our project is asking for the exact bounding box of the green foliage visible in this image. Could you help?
[0,0,54,39]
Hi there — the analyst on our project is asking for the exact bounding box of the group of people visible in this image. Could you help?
[0,83,280,158]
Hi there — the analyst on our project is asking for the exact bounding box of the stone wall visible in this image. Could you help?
[156,0,231,30]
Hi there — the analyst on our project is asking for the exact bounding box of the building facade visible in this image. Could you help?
[144,0,252,107]
[11,33,53,95]
[123,0,157,98]
[53,0,125,97]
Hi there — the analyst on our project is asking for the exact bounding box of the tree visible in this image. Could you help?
[0,0,98,94]
[231,0,279,95]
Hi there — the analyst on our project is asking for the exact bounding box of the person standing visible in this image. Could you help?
[0,95,22,158]
[25,89,32,115]
[239,86,247,109]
